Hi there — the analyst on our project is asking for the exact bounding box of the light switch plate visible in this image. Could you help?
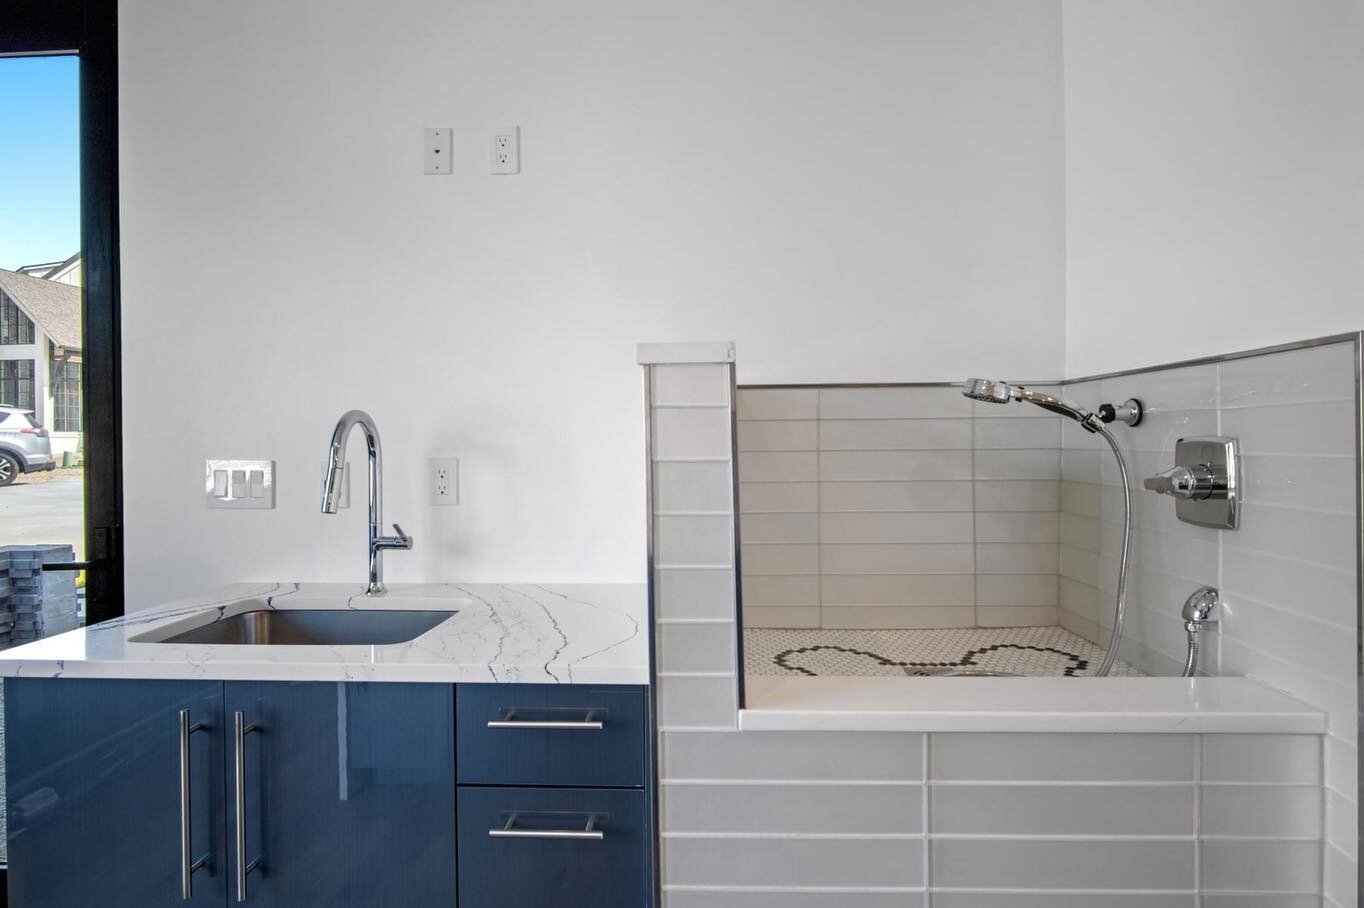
[206,459,275,509]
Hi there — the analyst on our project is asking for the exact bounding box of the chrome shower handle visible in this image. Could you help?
[1144,464,1220,500]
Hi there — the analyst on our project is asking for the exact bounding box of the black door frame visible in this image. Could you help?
[2,0,123,626]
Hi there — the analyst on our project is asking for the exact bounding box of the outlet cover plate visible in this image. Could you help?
[491,126,520,174]
[431,457,459,506]
[206,460,275,509]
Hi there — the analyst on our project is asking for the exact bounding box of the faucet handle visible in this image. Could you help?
[392,524,412,545]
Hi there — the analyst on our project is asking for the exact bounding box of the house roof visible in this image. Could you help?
[0,268,82,349]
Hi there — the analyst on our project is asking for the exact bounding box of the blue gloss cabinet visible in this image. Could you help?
[225,681,455,907]
[6,679,455,908]
[5,679,227,908]
[6,680,651,908]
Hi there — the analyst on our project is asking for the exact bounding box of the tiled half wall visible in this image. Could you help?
[642,347,1339,905]
[737,384,1064,630]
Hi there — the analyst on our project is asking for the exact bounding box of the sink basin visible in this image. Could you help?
[152,608,458,646]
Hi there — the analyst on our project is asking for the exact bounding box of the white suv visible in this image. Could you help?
[0,406,56,486]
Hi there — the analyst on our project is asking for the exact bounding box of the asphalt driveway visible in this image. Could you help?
[0,473,84,558]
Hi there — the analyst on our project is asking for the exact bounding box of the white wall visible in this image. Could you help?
[1062,0,1364,376]
[117,0,1067,605]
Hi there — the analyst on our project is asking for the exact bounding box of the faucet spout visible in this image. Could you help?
[321,409,412,594]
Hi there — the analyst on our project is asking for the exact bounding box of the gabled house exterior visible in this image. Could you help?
[0,257,83,457]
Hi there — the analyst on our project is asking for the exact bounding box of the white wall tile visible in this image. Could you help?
[819,418,972,451]
[1201,840,1322,893]
[742,574,819,608]
[820,450,973,481]
[820,512,975,544]
[975,605,1058,627]
[820,386,970,419]
[666,837,922,888]
[737,388,817,420]
[1201,735,1321,784]
[821,543,974,575]
[934,895,1194,908]
[664,783,922,834]
[973,417,1062,449]
[1200,785,1323,838]
[976,574,1058,607]
[740,513,820,544]
[654,407,732,459]
[824,605,977,629]
[932,839,1194,890]
[975,449,1061,480]
[662,730,924,781]
[739,451,818,483]
[1221,399,1358,456]
[821,574,974,606]
[974,480,1060,511]
[931,784,1193,835]
[657,675,737,728]
[1218,342,1357,409]
[653,364,731,406]
[975,511,1060,543]
[656,568,736,621]
[658,621,736,674]
[666,892,915,908]
[741,544,816,574]
[738,482,818,513]
[742,606,819,628]
[820,480,974,512]
[931,734,1196,782]
[657,514,733,565]
[737,420,817,452]
[977,543,1059,574]
[655,461,734,512]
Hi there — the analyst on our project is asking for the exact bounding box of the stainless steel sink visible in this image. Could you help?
[154,608,457,646]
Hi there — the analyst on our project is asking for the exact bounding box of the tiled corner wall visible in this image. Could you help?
[736,385,1063,630]
[1060,339,1361,908]
[645,349,1337,905]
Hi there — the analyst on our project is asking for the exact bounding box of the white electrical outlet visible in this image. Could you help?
[491,126,520,174]
[424,127,452,175]
[430,457,459,506]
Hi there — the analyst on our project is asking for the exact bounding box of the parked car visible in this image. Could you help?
[0,406,56,486]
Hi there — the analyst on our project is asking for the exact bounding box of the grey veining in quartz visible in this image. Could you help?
[0,582,648,684]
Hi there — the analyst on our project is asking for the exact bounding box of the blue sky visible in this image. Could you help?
[0,56,80,271]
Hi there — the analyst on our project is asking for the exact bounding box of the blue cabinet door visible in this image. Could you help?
[225,681,455,908]
[457,786,648,908]
[5,678,227,908]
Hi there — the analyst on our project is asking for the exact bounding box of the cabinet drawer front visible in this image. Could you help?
[457,786,648,908]
[457,684,646,787]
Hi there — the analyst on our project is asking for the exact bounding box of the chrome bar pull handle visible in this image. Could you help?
[486,708,604,731]
[233,711,261,903]
[179,710,209,900]
[488,812,605,841]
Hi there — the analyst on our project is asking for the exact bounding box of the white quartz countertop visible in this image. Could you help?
[740,675,1326,734]
[0,582,648,685]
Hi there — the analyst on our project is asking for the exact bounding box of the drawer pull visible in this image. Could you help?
[486,708,604,731]
[489,812,605,841]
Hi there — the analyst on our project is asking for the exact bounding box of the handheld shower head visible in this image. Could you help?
[960,378,1103,429]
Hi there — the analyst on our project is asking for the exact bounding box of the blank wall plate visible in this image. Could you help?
[424,127,452,175]
[430,457,459,506]
[206,460,275,509]
[491,126,520,174]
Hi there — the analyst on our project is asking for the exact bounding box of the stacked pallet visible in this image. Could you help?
[0,545,80,648]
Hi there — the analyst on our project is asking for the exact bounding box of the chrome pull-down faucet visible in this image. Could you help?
[321,409,413,595]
